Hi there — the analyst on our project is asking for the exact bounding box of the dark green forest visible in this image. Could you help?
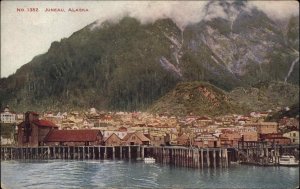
[0,10,299,114]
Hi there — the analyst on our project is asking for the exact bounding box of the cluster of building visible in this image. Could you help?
[1,106,299,148]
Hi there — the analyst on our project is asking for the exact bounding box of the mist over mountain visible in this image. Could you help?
[0,2,299,114]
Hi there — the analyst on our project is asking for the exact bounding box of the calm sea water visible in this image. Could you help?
[1,160,299,189]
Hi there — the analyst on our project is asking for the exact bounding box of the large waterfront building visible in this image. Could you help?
[245,122,278,134]
[17,112,58,147]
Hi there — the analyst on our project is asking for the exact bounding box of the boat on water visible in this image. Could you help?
[279,155,299,166]
[144,157,155,163]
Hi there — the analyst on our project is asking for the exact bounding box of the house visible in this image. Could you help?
[176,133,189,146]
[260,133,291,145]
[196,116,213,126]
[44,129,103,146]
[82,119,95,128]
[239,125,258,141]
[240,131,258,142]
[256,122,278,134]
[102,126,128,140]
[17,111,58,147]
[149,133,170,146]
[245,122,278,134]
[122,132,150,145]
[43,114,63,127]
[219,131,241,147]
[61,119,76,129]
[1,106,16,123]
[283,130,299,144]
[104,133,123,146]
[194,133,220,148]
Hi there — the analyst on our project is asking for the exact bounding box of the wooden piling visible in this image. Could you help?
[93,147,95,160]
[137,146,140,160]
[98,147,101,160]
[25,147,28,159]
[213,149,216,168]
[128,146,131,160]
[141,146,144,159]
[206,149,210,167]
[104,147,107,159]
[174,149,179,166]
[197,149,200,168]
[201,149,204,169]
[120,146,122,159]
[219,149,222,167]
[10,148,13,160]
[113,146,115,160]
[67,147,70,159]
[224,149,228,167]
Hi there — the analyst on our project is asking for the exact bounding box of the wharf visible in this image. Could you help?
[2,143,298,167]
[236,141,299,165]
[1,145,230,168]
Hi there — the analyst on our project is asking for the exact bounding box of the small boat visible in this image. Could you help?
[144,157,155,163]
[279,155,299,166]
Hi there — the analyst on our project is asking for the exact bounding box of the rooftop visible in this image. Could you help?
[44,129,102,142]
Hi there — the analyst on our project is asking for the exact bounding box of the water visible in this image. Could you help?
[1,160,299,189]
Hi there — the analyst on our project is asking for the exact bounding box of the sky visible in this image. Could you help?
[1,1,299,78]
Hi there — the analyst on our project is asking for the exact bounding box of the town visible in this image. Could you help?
[1,105,298,149]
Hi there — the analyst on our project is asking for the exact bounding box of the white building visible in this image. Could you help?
[0,106,16,123]
[283,131,299,144]
[102,127,129,139]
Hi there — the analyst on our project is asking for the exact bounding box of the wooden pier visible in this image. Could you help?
[1,146,231,168]
[2,143,298,167]
[146,146,229,168]
[237,141,299,165]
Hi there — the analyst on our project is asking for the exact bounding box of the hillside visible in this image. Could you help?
[149,81,299,116]
[228,81,299,112]
[266,103,299,122]
[148,81,241,116]
[0,2,298,113]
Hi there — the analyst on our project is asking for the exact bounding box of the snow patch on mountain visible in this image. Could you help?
[159,56,182,78]
[164,32,183,65]
[284,57,299,83]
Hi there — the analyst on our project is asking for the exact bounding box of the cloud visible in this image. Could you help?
[91,2,207,30]
[91,1,299,29]
[248,1,299,21]
[1,1,299,77]
[203,1,228,21]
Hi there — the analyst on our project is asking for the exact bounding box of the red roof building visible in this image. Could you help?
[44,130,103,146]
[260,133,291,145]
[32,120,59,128]
[122,132,150,145]
[17,112,59,147]
[104,133,122,146]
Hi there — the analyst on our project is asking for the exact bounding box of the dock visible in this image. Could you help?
[2,143,298,167]
[1,145,230,168]
[236,141,299,165]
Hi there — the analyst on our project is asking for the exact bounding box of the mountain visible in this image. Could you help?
[0,18,181,112]
[0,2,299,113]
[182,3,299,89]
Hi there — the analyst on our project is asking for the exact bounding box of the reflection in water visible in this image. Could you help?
[1,160,299,189]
